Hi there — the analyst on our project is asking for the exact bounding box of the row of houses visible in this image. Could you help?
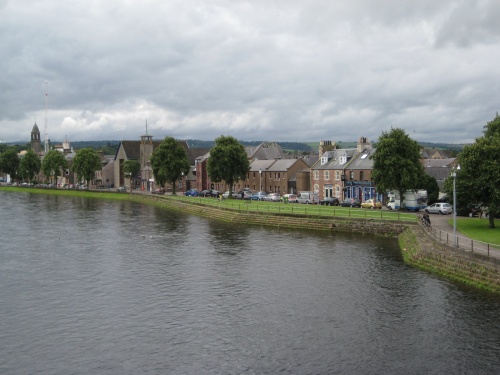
[25,122,456,203]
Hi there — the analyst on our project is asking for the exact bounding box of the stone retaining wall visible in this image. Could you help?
[137,195,409,236]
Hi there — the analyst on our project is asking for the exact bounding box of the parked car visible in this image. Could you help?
[199,189,213,197]
[425,202,452,215]
[152,187,165,194]
[241,191,253,200]
[340,198,361,207]
[296,191,318,204]
[361,199,382,209]
[319,197,340,206]
[184,188,199,196]
[222,191,236,199]
[211,190,222,198]
[282,194,298,203]
[264,193,281,202]
[117,186,126,192]
[251,191,267,201]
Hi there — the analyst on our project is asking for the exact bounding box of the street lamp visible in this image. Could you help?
[452,165,460,246]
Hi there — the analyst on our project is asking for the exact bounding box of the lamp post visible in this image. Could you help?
[452,165,460,246]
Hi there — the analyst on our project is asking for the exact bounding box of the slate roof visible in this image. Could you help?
[421,158,456,168]
[312,148,358,170]
[424,167,452,181]
[115,140,208,165]
[249,159,275,172]
[420,148,450,159]
[346,148,375,170]
[246,142,287,160]
[266,159,302,172]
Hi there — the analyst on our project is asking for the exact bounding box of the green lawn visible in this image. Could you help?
[174,195,417,222]
[454,217,500,245]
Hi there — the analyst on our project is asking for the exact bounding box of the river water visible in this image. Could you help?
[1,191,500,374]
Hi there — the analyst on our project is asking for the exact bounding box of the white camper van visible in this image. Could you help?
[296,191,318,204]
[387,190,427,211]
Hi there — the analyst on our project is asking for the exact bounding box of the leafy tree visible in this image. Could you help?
[0,148,20,181]
[150,137,190,194]
[371,128,424,209]
[18,149,41,183]
[419,174,439,204]
[207,135,250,198]
[72,148,102,188]
[42,150,68,184]
[122,159,141,190]
[451,114,500,228]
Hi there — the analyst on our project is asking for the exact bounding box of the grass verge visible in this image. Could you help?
[453,217,500,245]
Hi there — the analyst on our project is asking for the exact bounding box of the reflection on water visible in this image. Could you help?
[1,191,500,375]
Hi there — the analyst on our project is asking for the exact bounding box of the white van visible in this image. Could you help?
[296,191,318,204]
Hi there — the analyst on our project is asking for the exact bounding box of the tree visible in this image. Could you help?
[0,148,20,181]
[18,149,41,184]
[452,114,500,228]
[371,128,424,209]
[207,135,250,198]
[122,159,141,191]
[150,137,190,194]
[42,150,68,184]
[72,148,102,188]
[419,174,439,204]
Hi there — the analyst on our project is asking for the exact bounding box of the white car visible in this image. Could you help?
[264,193,281,202]
[425,203,452,215]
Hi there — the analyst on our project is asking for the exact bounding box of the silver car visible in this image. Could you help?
[264,193,281,202]
[425,203,452,215]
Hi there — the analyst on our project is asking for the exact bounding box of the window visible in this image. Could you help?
[314,170,319,180]
[340,156,346,164]
[321,156,328,165]
[360,171,364,181]
[324,171,330,180]
[335,185,340,197]
[335,171,340,180]
[350,171,354,180]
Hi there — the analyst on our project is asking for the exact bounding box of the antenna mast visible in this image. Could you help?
[44,81,49,154]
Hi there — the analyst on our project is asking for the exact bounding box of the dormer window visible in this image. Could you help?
[340,156,346,164]
[321,156,328,165]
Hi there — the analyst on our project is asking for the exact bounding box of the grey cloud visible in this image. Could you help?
[0,0,498,145]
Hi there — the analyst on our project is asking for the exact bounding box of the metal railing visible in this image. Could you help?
[418,217,500,259]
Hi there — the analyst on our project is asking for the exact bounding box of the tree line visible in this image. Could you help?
[2,115,499,228]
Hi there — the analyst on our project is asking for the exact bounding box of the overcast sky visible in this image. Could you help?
[1,0,499,145]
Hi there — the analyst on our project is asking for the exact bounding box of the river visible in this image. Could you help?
[1,191,500,374]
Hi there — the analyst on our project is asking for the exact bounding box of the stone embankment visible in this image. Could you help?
[140,194,500,293]
[138,194,409,236]
[399,226,500,293]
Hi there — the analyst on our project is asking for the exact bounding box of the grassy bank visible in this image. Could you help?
[452,217,500,245]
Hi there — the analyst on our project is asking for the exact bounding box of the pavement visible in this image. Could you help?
[422,212,500,259]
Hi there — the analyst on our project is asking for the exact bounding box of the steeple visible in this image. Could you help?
[140,120,153,169]
[31,122,41,153]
